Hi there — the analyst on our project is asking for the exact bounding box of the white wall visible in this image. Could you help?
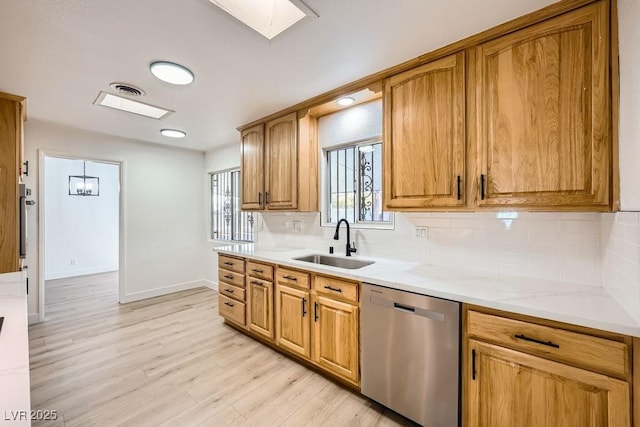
[618,0,640,211]
[204,143,241,288]
[24,119,207,322]
[44,157,119,280]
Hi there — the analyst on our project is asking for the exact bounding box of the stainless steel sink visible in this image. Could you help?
[293,254,374,269]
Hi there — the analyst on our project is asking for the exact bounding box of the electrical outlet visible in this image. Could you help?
[415,227,428,239]
[70,258,77,266]
[292,220,301,233]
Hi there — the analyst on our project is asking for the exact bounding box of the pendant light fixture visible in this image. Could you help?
[69,161,100,197]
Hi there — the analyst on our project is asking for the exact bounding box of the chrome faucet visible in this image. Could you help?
[334,219,356,257]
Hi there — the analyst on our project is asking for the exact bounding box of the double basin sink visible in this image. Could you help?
[293,254,374,270]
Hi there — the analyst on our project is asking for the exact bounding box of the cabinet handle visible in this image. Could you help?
[457,175,461,200]
[302,298,307,316]
[265,191,270,204]
[224,288,234,293]
[224,301,234,307]
[480,174,485,200]
[284,275,298,281]
[251,280,265,287]
[324,285,342,293]
[471,349,476,380]
[314,302,319,322]
[224,275,233,280]
[514,334,560,349]
[224,262,234,266]
[252,269,264,274]
[258,192,262,206]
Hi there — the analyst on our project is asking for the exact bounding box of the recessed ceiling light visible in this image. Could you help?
[337,97,355,106]
[209,0,314,40]
[93,92,173,119]
[161,129,186,138]
[150,61,195,85]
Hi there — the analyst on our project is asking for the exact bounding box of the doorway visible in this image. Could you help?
[39,154,122,321]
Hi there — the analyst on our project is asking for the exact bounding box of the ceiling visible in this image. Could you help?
[0,0,558,152]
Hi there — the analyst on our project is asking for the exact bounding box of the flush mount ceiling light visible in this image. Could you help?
[337,97,355,106]
[209,0,317,40]
[93,92,173,119]
[160,129,186,138]
[149,61,195,85]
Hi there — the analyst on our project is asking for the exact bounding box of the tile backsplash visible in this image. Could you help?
[601,212,640,323]
[254,210,640,322]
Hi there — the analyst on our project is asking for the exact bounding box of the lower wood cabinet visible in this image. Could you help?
[312,294,359,384]
[275,284,310,358]
[465,306,633,427]
[247,277,274,340]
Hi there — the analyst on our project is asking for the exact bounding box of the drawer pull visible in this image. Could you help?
[514,334,560,349]
[223,262,234,266]
[224,275,234,280]
[224,302,234,307]
[252,269,264,273]
[224,288,234,293]
[284,275,298,281]
[324,285,342,293]
[251,281,265,287]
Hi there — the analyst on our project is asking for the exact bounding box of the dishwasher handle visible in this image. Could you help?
[370,295,445,322]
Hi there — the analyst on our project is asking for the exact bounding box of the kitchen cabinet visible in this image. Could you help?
[0,92,26,274]
[474,2,610,209]
[464,306,632,426]
[383,52,466,209]
[312,276,360,385]
[240,112,318,212]
[240,124,264,210]
[217,255,246,328]
[246,260,274,339]
[275,267,311,358]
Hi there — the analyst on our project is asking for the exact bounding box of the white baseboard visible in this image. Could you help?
[119,279,212,304]
[45,266,119,281]
[28,313,40,325]
[202,280,218,291]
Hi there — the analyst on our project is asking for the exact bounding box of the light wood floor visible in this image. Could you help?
[29,273,414,426]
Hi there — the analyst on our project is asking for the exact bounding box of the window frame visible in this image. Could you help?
[320,137,394,230]
[209,167,254,242]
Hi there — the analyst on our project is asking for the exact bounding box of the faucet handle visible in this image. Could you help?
[349,242,357,254]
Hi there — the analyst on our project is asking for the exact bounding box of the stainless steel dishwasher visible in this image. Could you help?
[361,283,460,427]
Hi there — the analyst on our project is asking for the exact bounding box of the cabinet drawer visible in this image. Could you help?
[218,255,245,274]
[219,283,245,302]
[276,267,310,290]
[219,294,246,326]
[314,275,358,303]
[218,269,245,288]
[246,260,274,281]
[467,310,629,379]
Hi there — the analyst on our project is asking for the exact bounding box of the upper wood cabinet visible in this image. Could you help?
[0,92,26,274]
[384,52,466,209]
[474,2,610,209]
[240,124,264,210]
[240,112,318,212]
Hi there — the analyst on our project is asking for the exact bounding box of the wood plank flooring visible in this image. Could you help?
[29,273,414,426]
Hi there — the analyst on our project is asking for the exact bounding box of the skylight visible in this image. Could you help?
[93,92,173,119]
[209,0,308,40]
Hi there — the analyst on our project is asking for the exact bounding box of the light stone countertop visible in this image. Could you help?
[0,271,31,426]
[215,244,640,338]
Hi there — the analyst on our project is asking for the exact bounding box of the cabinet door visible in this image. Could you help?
[265,112,298,210]
[0,96,20,273]
[312,295,359,384]
[241,124,265,210]
[475,2,610,209]
[247,277,273,339]
[275,285,310,358]
[467,340,630,427]
[384,52,466,209]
